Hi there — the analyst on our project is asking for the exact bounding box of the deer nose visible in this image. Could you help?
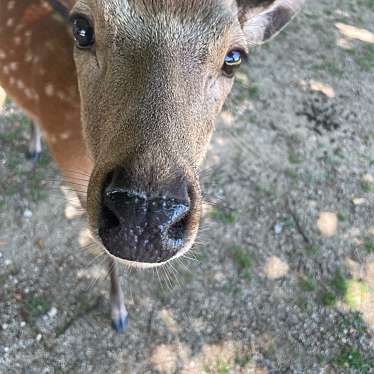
[98,174,191,264]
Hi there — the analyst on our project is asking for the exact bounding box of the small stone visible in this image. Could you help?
[36,334,42,342]
[2,323,8,330]
[47,307,58,318]
[352,198,366,206]
[23,209,33,218]
[4,347,9,353]
[20,321,26,327]
[274,223,283,235]
[4,259,11,266]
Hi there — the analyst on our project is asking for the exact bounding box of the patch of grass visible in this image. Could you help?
[22,295,51,322]
[230,245,252,280]
[299,276,315,292]
[333,147,345,159]
[216,361,231,374]
[210,208,240,225]
[288,150,303,165]
[305,244,320,255]
[332,347,373,370]
[248,85,259,99]
[318,354,328,366]
[311,61,343,77]
[319,270,347,307]
[320,291,337,307]
[345,279,374,309]
[282,216,296,230]
[350,44,374,71]
[286,168,298,179]
[255,183,277,197]
[203,361,231,374]
[337,210,350,222]
[339,312,368,335]
[53,369,66,374]
[361,180,374,193]
[331,269,348,298]
[235,352,252,368]
[363,238,374,253]
[4,96,12,106]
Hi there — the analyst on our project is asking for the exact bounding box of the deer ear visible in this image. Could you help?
[238,0,304,45]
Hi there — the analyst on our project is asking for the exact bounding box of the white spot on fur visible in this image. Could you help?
[57,91,67,101]
[60,131,71,140]
[0,50,6,59]
[9,62,18,71]
[25,88,38,100]
[14,36,21,45]
[6,18,14,27]
[7,1,16,10]
[45,83,54,97]
[24,51,33,63]
[16,80,25,90]
[2,66,10,75]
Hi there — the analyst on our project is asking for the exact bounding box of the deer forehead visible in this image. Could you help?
[74,0,243,52]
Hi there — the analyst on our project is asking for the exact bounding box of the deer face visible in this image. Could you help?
[71,0,303,267]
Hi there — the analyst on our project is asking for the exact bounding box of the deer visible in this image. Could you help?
[0,0,304,333]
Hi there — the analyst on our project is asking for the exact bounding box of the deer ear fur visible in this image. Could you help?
[238,0,304,46]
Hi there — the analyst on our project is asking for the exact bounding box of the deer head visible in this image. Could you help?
[70,0,304,267]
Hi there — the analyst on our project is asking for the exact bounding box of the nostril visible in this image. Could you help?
[167,213,189,242]
[100,205,120,231]
[165,202,191,245]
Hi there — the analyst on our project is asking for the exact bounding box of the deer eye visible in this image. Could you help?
[222,50,242,78]
[72,16,95,49]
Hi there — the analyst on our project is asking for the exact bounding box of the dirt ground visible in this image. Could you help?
[1,0,374,373]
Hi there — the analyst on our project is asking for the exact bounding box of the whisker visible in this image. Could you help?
[162,265,174,290]
[155,267,165,291]
[85,255,108,291]
[167,262,181,288]
[181,254,200,262]
[176,257,193,274]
